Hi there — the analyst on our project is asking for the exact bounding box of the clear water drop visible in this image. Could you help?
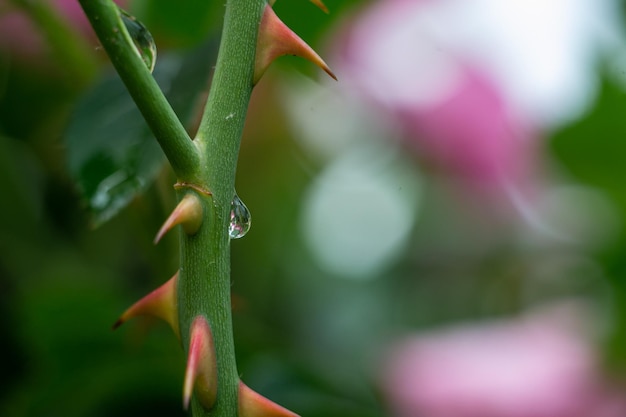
[229,193,251,239]
[118,8,157,73]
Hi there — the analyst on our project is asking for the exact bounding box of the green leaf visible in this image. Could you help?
[66,39,218,227]
[550,77,626,211]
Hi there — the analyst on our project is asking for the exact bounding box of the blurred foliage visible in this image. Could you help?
[66,39,218,226]
[2,0,626,416]
[552,78,626,215]
[130,0,222,48]
[551,76,626,370]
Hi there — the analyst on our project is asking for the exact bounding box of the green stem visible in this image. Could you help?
[81,0,266,414]
[180,0,266,415]
[78,0,200,181]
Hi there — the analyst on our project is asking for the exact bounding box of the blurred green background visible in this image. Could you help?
[2,0,626,416]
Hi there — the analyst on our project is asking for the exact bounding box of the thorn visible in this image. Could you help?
[239,382,300,417]
[310,0,329,13]
[183,316,217,411]
[254,5,336,84]
[154,193,203,244]
[113,272,179,338]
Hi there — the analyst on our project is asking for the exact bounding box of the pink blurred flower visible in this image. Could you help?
[381,305,625,417]
[334,0,538,188]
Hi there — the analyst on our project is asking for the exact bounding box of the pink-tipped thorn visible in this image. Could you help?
[112,272,179,338]
[154,193,203,244]
[254,5,336,84]
[310,0,329,13]
[239,382,300,417]
[183,316,217,411]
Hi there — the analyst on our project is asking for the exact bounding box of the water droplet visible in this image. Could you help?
[229,193,251,239]
[118,7,157,73]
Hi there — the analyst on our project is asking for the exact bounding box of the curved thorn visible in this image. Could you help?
[154,193,203,244]
[113,272,179,338]
[310,0,329,13]
[183,316,217,411]
[254,5,336,84]
[239,381,300,417]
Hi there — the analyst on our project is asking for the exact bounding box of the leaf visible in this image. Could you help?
[550,77,626,211]
[66,39,218,227]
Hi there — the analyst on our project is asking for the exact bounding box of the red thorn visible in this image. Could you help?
[310,0,329,13]
[183,316,217,411]
[255,5,336,84]
[113,272,179,338]
[239,382,300,417]
[154,193,203,244]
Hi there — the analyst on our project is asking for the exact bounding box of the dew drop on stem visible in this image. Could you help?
[229,193,251,239]
[117,7,157,73]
